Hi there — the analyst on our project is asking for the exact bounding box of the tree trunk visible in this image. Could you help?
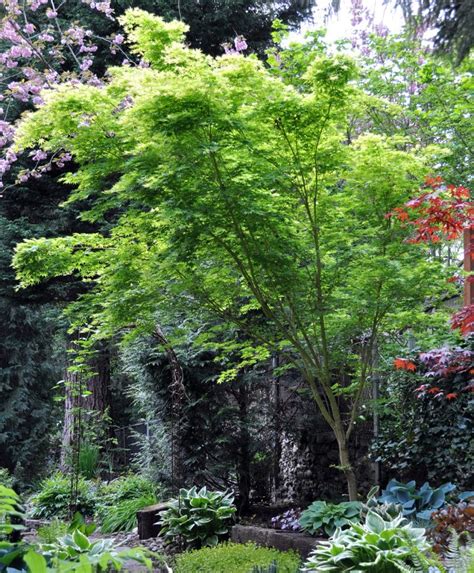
[152,325,186,492]
[236,381,251,514]
[60,339,111,471]
[335,427,358,501]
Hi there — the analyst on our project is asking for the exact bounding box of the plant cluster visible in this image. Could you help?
[96,474,159,533]
[270,509,302,532]
[427,501,474,554]
[40,528,154,571]
[1,484,155,572]
[378,480,456,521]
[0,470,13,489]
[36,519,69,544]
[372,348,473,488]
[302,511,443,572]
[29,474,97,519]
[173,542,300,573]
[159,487,236,548]
[299,501,362,537]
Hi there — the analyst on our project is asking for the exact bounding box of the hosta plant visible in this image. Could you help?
[302,510,443,572]
[299,501,362,537]
[360,486,403,522]
[379,480,456,521]
[158,487,236,548]
[40,528,154,571]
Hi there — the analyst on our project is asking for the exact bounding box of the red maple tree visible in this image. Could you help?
[388,177,474,336]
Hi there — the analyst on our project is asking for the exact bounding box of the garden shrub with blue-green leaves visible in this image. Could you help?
[302,510,444,572]
[159,486,236,548]
[30,473,96,519]
[299,501,362,537]
[378,480,456,521]
[174,542,300,573]
[96,474,158,533]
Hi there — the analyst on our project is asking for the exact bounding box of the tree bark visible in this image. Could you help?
[60,339,111,471]
[335,427,358,501]
[236,380,251,514]
[152,325,186,492]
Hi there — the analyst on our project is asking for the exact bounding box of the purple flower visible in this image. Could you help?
[30,149,47,161]
[234,35,248,52]
[79,58,93,71]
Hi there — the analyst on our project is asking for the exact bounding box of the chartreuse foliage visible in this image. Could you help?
[13,10,451,498]
[174,542,300,573]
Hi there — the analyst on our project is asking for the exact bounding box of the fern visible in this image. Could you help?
[444,529,474,573]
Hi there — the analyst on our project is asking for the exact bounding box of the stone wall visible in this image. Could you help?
[267,372,374,505]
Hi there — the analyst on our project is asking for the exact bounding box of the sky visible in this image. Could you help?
[289,0,406,43]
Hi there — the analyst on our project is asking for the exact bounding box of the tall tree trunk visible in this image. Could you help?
[152,325,186,492]
[236,380,251,514]
[60,339,111,471]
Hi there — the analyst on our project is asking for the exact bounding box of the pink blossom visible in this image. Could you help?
[234,36,248,52]
[80,58,93,71]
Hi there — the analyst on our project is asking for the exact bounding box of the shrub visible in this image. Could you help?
[174,542,300,573]
[371,347,473,488]
[299,501,362,537]
[0,469,13,489]
[30,473,96,519]
[379,480,456,521]
[302,510,443,572]
[96,474,158,533]
[428,501,474,554]
[36,519,68,543]
[159,486,236,548]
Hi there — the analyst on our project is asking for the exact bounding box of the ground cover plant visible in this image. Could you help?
[96,474,159,533]
[1,484,155,572]
[173,542,300,573]
[30,474,97,520]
